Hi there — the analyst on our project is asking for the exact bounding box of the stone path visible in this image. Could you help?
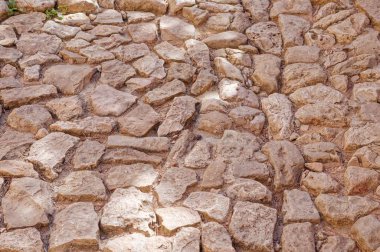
[0,0,380,251]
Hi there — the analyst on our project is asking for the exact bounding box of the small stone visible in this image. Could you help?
[107,135,170,152]
[57,0,99,14]
[158,96,197,136]
[105,163,158,190]
[111,43,150,62]
[0,77,21,89]
[80,45,115,64]
[57,13,91,26]
[201,159,227,189]
[55,171,106,202]
[344,166,379,195]
[285,46,320,64]
[226,178,272,203]
[46,96,83,121]
[201,222,235,252]
[348,145,380,169]
[183,6,209,25]
[160,16,195,45]
[155,167,197,206]
[229,106,265,134]
[203,31,247,49]
[185,39,211,68]
[73,140,105,170]
[102,148,162,165]
[16,33,62,55]
[167,62,196,83]
[251,54,281,94]
[278,14,310,48]
[197,111,233,135]
[154,41,186,63]
[0,160,38,178]
[315,194,379,225]
[23,65,40,82]
[218,78,260,108]
[302,142,340,163]
[42,20,81,39]
[351,215,380,252]
[132,53,165,79]
[7,105,53,134]
[183,192,230,222]
[93,34,131,50]
[99,59,136,88]
[0,228,44,252]
[126,11,156,23]
[281,222,315,252]
[344,123,380,151]
[214,57,244,82]
[319,236,356,252]
[352,82,380,103]
[242,0,269,22]
[0,45,22,64]
[49,202,99,251]
[2,177,53,229]
[282,189,320,224]
[156,207,201,233]
[90,84,137,116]
[27,132,79,180]
[168,0,195,14]
[2,13,45,34]
[43,64,96,95]
[50,116,116,136]
[246,21,282,55]
[1,64,17,77]
[173,227,200,252]
[229,201,277,252]
[115,0,168,15]
[0,130,35,160]
[184,140,212,169]
[143,79,186,106]
[0,25,17,46]
[127,22,157,43]
[270,0,312,17]
[94,9,123,24]
[301,171,340,196]
[35,128,49,140]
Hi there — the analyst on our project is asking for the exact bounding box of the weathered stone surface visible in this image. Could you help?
[154,41,186,63]
[105,163,158,190]
[344,123,380,151]
[107,135,170,152]
[80,45,116,64]
[261,93,294,140]
[42,20,81,39]
[27,132,79,180]
[191,69,217,95]
[246,21,282,55]
[348,145,380,169]
[0,160,38,178]
[229,201,277,252]
[46,96,83,121]
[132,53,165,79]
[315,194,379,225]
[319,236,356,252]
[327,13,369,44]
[101,233,171,252]
[296,103,348,127]
[115,0,168,15]
[281,222,315,252]
[0,228,44,252]
[143,79,186,106]
[184,140,212,169]
[57,0,99,14]
[102,148,162,165]
[7,105,53,134]
[356,0,380,31]
[289,84,345,107]
[0,45,22,64]
[155,167,197,206]
[278,14,310,48]
[201,159,227,189]
[285,46,320,64]
[172,227,200,252]
[214,57,244,82]
[16,33,61,55]
[351,214,380,252]
[43,64,96,95]
[218,78,260,108]
[0,25,17,46]
[160,16,195,45]
[90,84,137,116]
[2,12,45,34]
[73,140,105,170]
[0,130,34,160]
[242,0,269,22]
[111,43,150,62]
[183,192,230,222]
[101,187,155,236]
[226,178,272,203]
[203,31,247,49]
[99,59,136,88]
[19,52,61,69]
[94,9,123,24]
[344,166,379,195]
[262,141,304,191]
[2,177,53,229]
[185,39,211,68]
[55,171,106,202]
[127,22,157,43]
[167,62,196,83]
[282,63,327,94]
[282,189,320,224]
[301,171,340,196]
[352,82,380,103]
[50,116,116,136]
[183,6,209,25]
[49,202,99,252]
[156,207,201,233]
[251,54,281,94]
[202,222,235,252]
[271,0,312,17]
[332,54,377,76]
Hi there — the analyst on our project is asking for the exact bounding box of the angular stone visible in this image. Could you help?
[261,93,294,140]
[191,69,217,96]
[57,0,99,14]
[282,189,320,224]
[19,52,61,69]
[143,79,186,106]
[127,22,157,43]
[315,194,379,225]
[126,77,156,92]
[203,31,247,49]
[111,43,150,62]
[285,45,320,64]
[183,192,230,222]
[107,135,170,152]
[289,84,344,107]
[226,178,272,203]
[184,140,212,169]
[198,2,243,12]
[344,123,380,151]
[214,57,243,82]
[94,9,123,24]
[351,215,380,252]
[344,166,379,195]
[183,6,209,25]
[72,140,105,170]
[216,130,260,160]
[242,0,269,22]
[115,0,168,15]
[160,16,195,45]
[105,163,158,191]
[173,227,200,252]
[2,177,53,229]
[278,14,310,48]
[50,116,116,136]
[27,132,79,180]
[201,222,235,252]
[132,53,165,79]
[327,13,369,44]
[246,21,282,55]
[201,159,227,189]
[101,187,155,236]
[7,105,53,134]
[101,233,171,252]
[90,84,136,116]
[0,130,34,160]
[99,59,136,88]
[42,20,81,39]
[313,9,355,29]
[270,0,312,17]
[229,202,277,252]
[155,167,197,206]
[89,25,123,37]
[262,140,304,191]
[55,171,106,202]
[296,103,348,127]
[205,13,232,32]
[356,0,380,31]
[301,171,340,196]
[23,65,40,82]
[352,82,380,103]
[0,45,22,64]
[46,96,83,121]
[102,148,163,165]
[93,34,131,50]
[49,202,99,251]
[80,45,115,64]
[218,78,260,108]
[158,96,197,136]
[167,62,196,83]
[2,12,45,34]
[251,54,281,94]
[154,41,186,62]
[43,64,96,95]
[0,25,17,46]
[332,54,377,76]
[320,236,356,252]
[156,207,201,233]
[281,222,315,252]
[0,77,21,90]
[58,13,91,26]
[0,228,44,252]
[0,160,38,178]
[348,145,380,169]
[16,33,61,55]
[185,39,211,68]
[229,157,271,181]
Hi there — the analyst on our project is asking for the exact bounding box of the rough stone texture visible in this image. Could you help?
[281,222,315,252]
[73,140,105,170]
[0,160,38,178]
[319,236,356,252]
[156,207,201,233]
[57,0,99,14]
[160,16,195,45]
[351,215,380,252]
[50,116,116,136]
[0,228,44,252]
[202,222,235,252]
[344,166,379,195]
[246,21,282,55]
[282,189,320,224]
[226,178,272,203]
[115,0,168,15]
[107,135,170,152]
